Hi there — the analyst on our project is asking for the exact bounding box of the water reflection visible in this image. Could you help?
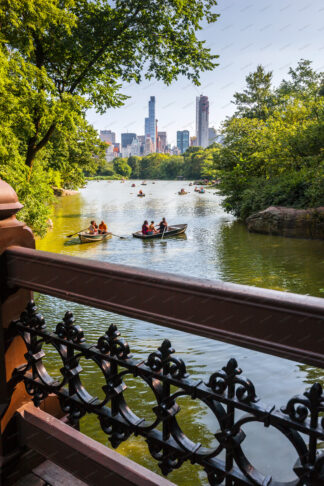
[36,181,324,485]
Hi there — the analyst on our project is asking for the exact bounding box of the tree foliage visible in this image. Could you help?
[0,0,219,234]
[214,60,324,219]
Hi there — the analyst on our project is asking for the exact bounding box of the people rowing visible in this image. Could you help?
[159,217,168,233]
[88,220,108,234]
[141,217,168,235]
[99,220,108,234]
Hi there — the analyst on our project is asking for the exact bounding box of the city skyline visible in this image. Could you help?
[86,0,324,146]
[99,93,218,160]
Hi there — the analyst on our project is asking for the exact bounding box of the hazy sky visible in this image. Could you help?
[86,0,324,146]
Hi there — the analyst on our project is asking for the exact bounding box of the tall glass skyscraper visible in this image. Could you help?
[176,130,190,154]
[144,96,156,151]
[196,95,209,148]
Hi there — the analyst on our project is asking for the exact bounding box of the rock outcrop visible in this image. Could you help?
[246,206,324,240]
[53,187,78,196]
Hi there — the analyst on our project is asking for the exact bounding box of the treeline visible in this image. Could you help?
[97,146,220,181]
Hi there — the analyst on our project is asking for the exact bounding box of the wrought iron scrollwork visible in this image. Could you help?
[12,301,324,485]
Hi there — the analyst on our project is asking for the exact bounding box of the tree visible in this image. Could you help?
[1,0,219,171]
[277,59,323,98]
[128,156,141,179]
[232,65,273,120]
[113,158,132,178]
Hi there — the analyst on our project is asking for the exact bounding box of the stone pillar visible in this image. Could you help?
[0,180,35,482]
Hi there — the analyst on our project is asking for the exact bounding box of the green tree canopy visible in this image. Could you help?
[1,0,219,168]
[232,65,273,120]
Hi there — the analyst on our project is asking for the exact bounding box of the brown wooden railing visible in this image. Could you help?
[1,180,324,486]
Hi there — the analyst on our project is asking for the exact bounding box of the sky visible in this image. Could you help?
[86,0,324,146]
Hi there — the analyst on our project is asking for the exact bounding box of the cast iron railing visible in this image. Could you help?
[12,300,324,486]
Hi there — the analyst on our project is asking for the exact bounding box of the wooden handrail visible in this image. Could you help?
[17,403,174,486]
[2,245,324,368]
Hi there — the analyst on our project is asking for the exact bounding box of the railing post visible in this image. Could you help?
[0,180,35,482]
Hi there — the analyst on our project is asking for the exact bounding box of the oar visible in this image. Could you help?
[66,227,89,238]
[161,225,167,240]
[109,232,128,240]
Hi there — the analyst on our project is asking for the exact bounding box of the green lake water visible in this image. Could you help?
[36,180,324,485]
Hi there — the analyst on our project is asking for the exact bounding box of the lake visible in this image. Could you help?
[36,180,324,485]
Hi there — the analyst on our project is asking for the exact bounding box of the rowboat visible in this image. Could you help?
[178,191,188,195]
[133,224,187,239]
[78,232,112,243]
[137,193,145,197]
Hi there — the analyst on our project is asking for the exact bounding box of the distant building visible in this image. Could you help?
[144,96,156,152]
[176,130,190,154]
[196,95,209,148]
[104,143,117,162]
[144,136,154,155]
[100,130,116,144]
[130,138,141,157]
[208,127,218,146]
[190,136,198,147]
[121,133,136,148]
[171,146,181,156]
[137,135,146,155]
[158,132,167,153]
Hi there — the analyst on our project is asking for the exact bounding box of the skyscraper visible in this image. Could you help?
[196,95,209,148]
[121,133,137,148]
[99,130,116,144]
[158,132,167,153]
[176,130,190,154]
[144,96,156,152]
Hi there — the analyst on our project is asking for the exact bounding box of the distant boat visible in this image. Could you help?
[131,183,136,187]
[133,224,187,239]
[141,181,147,185]
[78,232,112,243]
[178,190,188,195]
[137,193,145,197]
[199,188,205,194]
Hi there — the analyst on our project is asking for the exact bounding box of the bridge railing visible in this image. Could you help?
[0,180,324,486]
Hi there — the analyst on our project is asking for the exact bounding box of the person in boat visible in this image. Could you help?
[180,188,185,194]
[88,220,97,234]
[159,217,168,233]
[98,220,107,234]
[149,221,157,234]
[139,189,143,195]
[142,220,149,235]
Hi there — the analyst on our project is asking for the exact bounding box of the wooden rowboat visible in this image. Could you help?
[133,224,187,239]
[178,191,188,195]
[78,232,112,243]
[137,193,145,197]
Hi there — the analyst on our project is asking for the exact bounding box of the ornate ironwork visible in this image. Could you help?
[12,301,324,485]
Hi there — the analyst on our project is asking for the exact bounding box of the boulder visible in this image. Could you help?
[53,187,78,196]
[246,206,324,240]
